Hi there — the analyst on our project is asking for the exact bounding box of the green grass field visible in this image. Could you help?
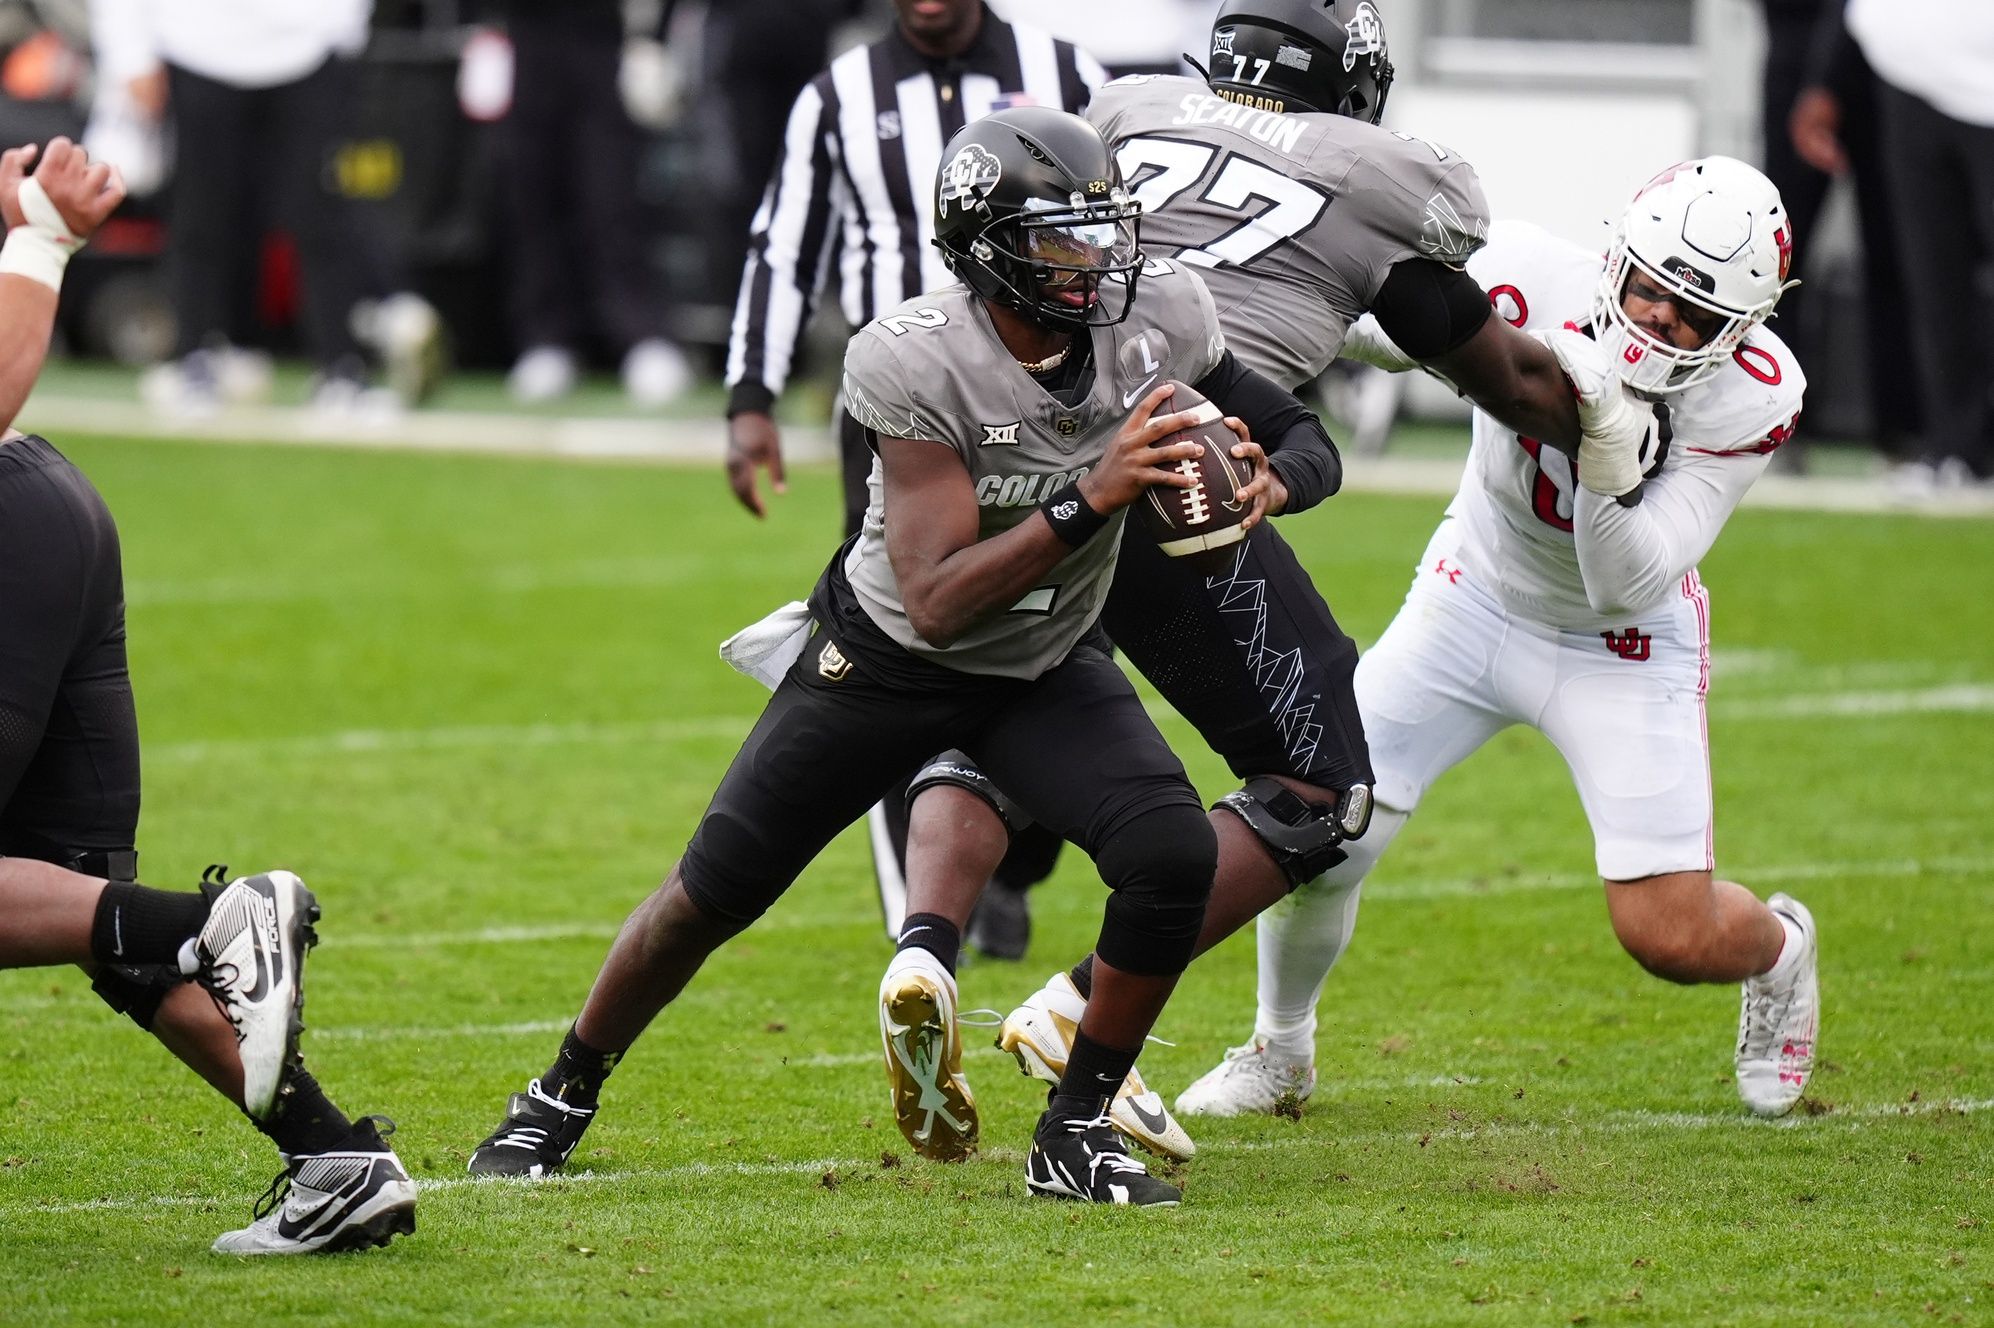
[2,433,1988,1326]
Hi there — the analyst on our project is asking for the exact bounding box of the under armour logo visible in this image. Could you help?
[1433,557,1462,585]
[1602,628,1652,662]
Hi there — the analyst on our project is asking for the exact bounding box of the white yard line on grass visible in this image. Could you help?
[15,1097,1988,1218]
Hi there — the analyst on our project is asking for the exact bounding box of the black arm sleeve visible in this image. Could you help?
[1191,349,1342,515]
[1370,257,1493,361]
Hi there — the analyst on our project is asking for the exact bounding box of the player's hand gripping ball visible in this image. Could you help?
[1136,379,1257,573]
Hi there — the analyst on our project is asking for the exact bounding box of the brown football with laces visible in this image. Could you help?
[1134,379,1256,573]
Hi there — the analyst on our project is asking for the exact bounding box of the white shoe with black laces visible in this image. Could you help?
[1026,1107,1181,1206]
[211,1117,416,1255]
[1175,1036,1316,1118]
[1737,893,1819,1117]
[996,972,1195,1160]
[192,869,319,1122]
[466,1077,598,1177]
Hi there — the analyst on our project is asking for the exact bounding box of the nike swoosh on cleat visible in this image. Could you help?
[1123,1095,1171,1137]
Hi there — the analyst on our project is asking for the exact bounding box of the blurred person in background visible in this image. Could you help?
[1846,0,1994,503]
[693,0,856,319]
[1758,0,1919,472]
[460,0,694,407]
[989,0,1206,77]
[90,0,445,415]
[0,134,414,1255]
[719,0,1108,961]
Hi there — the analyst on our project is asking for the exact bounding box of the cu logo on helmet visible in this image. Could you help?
[939,144,1003,215]
[1344,2,1385,70]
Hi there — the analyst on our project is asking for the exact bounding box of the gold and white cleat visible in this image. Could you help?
[996,971,1195,1161]
[879,948,977,1161]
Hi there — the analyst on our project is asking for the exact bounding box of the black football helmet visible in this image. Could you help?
[1206,0,1395,123]
[931,107,1143,330]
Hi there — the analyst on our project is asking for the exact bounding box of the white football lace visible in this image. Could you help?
[1068,1114,1147,1177]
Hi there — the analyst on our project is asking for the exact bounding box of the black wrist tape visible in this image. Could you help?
[1039,481,1109,547]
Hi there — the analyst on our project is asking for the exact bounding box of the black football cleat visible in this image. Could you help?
[1025,1106,1181,1206]
[466,1078,598,1177]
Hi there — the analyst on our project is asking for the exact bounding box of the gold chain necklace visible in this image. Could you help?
[1016,343,1071,375]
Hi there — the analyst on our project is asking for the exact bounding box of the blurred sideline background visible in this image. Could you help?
[0,0,1979,511]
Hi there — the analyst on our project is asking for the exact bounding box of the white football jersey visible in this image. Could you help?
[1446,220,1807,630]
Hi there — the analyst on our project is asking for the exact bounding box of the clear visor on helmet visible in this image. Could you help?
[1018,212,1140,275]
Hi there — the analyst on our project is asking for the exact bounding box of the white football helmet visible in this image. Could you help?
[1593,156,1798,395]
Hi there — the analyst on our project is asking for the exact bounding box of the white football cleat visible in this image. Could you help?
[212,1117,417,1255]
[1736,892,1819,1117]
[193,869,319,1122]
[996,972,1194,1161]
[359,291,447,407]
[1175,1036,1316,1118]
[879,947,977,1161]
[621,338,693,408]
[507,345,578,403]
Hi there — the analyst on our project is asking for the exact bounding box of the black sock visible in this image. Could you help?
[90,882,209,966]
[1052,1029,1137,1109]
[896,911,961,975]
[262,1069,355,1157]
[541,1024,621,1107]
[1068,954,1095,999]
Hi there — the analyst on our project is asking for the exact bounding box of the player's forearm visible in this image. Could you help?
[1197,352,1341,513]
[0,275,58,434]
[1443,327,1584,454]
[1572,461,1748,615]
[898,519,1098,649]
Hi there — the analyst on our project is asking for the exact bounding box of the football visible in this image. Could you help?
[1134,379,1256,572]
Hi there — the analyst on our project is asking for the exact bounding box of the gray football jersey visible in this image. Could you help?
[1089,74,1491,389]
[840,261,1225,680]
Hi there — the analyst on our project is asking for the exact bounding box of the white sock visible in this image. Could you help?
[1761,910,1805,982]
[1250,802,1408,1061]
[1251,874,1360,1062]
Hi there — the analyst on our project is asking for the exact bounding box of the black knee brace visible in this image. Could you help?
[1215,777,1373,890]
[1093,805,1216,976]
[905,750,1032,832]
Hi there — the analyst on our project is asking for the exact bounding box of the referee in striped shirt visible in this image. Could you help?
[722,0,1107,528]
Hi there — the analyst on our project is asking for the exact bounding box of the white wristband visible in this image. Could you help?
[0,177,81,292]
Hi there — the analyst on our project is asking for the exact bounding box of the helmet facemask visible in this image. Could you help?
[962,192,1144,330]
[1593,243,1773,394]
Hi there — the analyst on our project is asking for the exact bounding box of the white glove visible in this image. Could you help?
[1339,314,1418,374]
[1536,328,1665,498]
[619,37,682,131]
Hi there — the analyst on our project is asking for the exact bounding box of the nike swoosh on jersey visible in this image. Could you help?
[1121,376,1159,410]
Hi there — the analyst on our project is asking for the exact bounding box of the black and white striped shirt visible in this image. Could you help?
[724,6,1107,416]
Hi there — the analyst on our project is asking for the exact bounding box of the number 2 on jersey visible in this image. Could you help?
[1115,136,1329,270]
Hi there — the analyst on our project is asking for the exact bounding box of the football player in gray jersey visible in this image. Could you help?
[470,108,1343,1206]
[878,0,1665,1162]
